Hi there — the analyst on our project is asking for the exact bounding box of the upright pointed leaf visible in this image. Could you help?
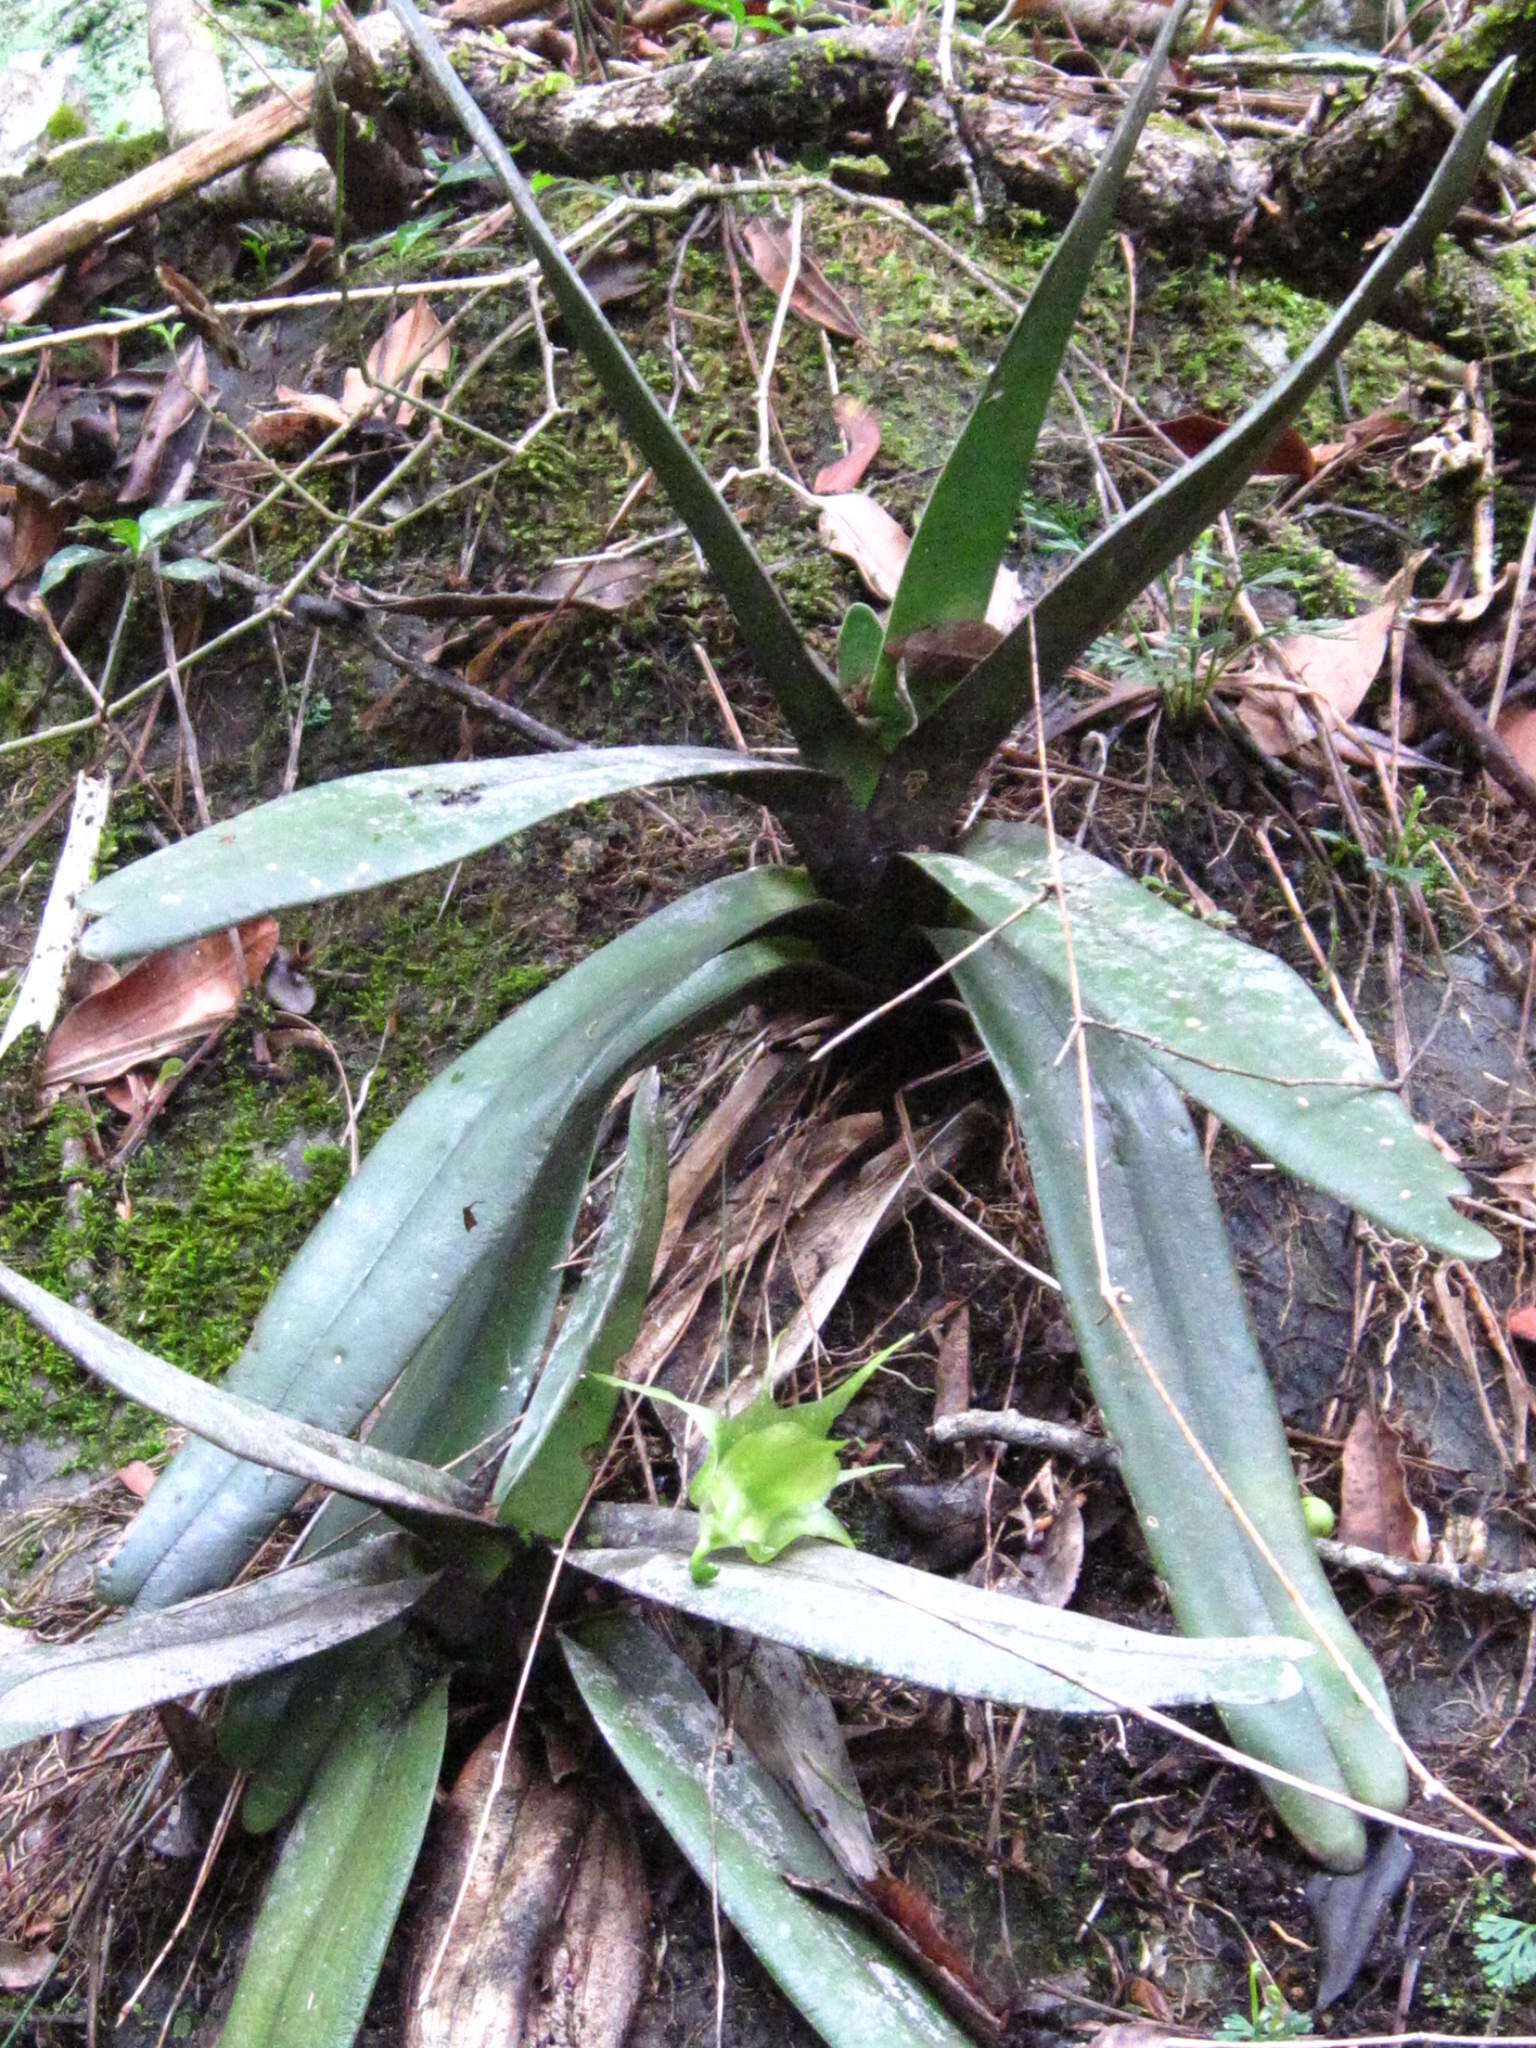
[947,940,1406,1868]
[576,1503,1308,1713]
[380,0,882,798]
[494,1069,669,1536]
[565,1616,976,2048]
[220,1646,447,2048]
[892,60,1513,790]
[103,868,817,1610]
[867,0,1192,738]
[0,1538,430,1754]
[0,1261,485,1528]
[81,748,812,960]
[915,831,1493,1260]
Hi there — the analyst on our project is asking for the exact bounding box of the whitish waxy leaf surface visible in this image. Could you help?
[0,1538,430,1754]
[576,1504,1309,1713]
[946,941,1404,1869]
[0,1260,485,1530]
[80,748,811,959]
[105,869,814,1609]
[565,1615,976,2048]
[918,827,1493,1261]
[220,1648,447,2048]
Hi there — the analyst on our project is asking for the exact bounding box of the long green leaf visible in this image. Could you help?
[378,0,882,800]
[81,748,810,960]
[565,1616,976,2048]
[0,1538,430,1754]
[576,1503,1308,1713]
[948,940,1406,1869]
[103,867,817,1609]
[916,830,1493,1260]
[295,934,820,1571]
[493,1069,669,1535]
[219,1645,447,2048]
[867,0,1192,739]
[0,1260,486,1528]
[891,59,1514,791]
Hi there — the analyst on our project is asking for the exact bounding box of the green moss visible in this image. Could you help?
[43,103,88,145]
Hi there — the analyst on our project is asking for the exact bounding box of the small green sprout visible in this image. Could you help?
[602,1344,903,1583]
[1217,1962,1312,2042]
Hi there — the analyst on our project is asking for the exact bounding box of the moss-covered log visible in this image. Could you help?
[397,21,1536,395]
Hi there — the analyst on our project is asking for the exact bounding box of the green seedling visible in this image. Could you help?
[1217,1962,1314,2042]
[37,498,223,599]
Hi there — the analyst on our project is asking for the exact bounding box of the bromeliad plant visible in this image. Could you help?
[0,2,1512,2040]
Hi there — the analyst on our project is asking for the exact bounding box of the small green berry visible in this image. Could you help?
[1301,1495,1335,1539]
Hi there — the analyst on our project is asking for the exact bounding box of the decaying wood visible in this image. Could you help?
[145,0,335,226]
[0,94,312,298]
[0,10,1528,382]
[404,22,1535,393]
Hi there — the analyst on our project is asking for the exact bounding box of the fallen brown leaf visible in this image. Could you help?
[813,393,881,495]
[119,339,209,505]
[1339,1409,1430,1591]
[1,489,67,593]
[0,1939,56,1992]
[340,300,451,427]
[1490,705,1536,805]
[530,552,657,613]
[733,1640,880,1882]
[932,1305,971,1422]
[406,1727,645,2048]
[1234,600,1397,759]
[739,217,863,341]
[154,263,247,370]
[816,491,908,602]
[1110,411,1314,481]
[115,1460,157,1500]
[42,918,278,1088]
[0,268,64,327]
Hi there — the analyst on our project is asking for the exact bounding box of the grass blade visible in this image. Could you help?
[220,1646,447,2048]
[493,1069,669,1535]
[947,940,1406,1868]
[0,1260,485,1529]
[916,832,1494,1260]
[0,1538,430,1754]
[576,1503,1309,1712]
[81,748,810,960]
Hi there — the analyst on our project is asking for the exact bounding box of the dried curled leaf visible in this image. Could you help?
[1339,1409,1430,1590]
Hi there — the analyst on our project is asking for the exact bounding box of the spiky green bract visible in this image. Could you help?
[600,1351,897,1583]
